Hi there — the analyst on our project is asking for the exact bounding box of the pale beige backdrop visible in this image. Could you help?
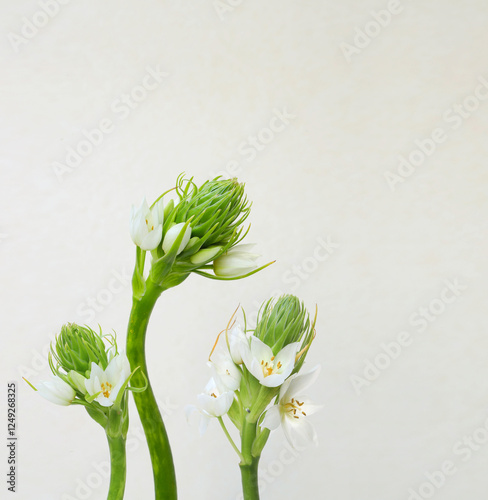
[1,1,488,499]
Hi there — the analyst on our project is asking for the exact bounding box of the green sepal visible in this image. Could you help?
[251,425,270,458]
[84,405,109,428]
[227,398,243,432]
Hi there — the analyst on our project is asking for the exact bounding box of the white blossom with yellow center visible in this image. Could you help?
[239,335,299,388]
[262,365,322,449]
[84,353,131,408]
[129,197,164,251]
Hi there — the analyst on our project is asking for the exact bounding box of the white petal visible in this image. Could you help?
[287,418,318,448]
[105,353,130,386]
[249,336,273,364]
[211,350,241,392]
[261,405,281,430]
[280,365,321,402]
[140,225,163,251]
[130,211,147,246]
[96,394,115,407]
[230,243,256,253]
[155,199,165,226]
[162,223,192,255]
[196,394,218,416]
[274,342,300,376]
[228,323,246,364]
[198,412,211,436]
[213,257,258,277]
[238,337,253,372]
[214,391,235,416]
[37,377,75,406]
[259,372,288,388]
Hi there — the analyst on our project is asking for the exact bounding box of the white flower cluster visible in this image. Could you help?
[188,322,321,449]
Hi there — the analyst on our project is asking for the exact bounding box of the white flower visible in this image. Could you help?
[37,376,76,406]
[129,197,163,251]
[84,353,131,408]
[162,222,192,255]
[187,377,235,435]
[209,348,241,392]
[213,244,260,277]
[239,335,299,387]
[262,365,322,449]
[197,377,235,417]
[226,323,247,365]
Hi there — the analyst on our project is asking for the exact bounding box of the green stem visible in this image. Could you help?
[107,434,127,500]
[240,419,261,500]
[126,281,177,500]
[218,417,244,461]
[239,457,260,500]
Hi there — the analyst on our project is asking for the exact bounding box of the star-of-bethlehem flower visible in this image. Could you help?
[129,197,164,251]
[84,353,131,407]
[262,365,322,448]
[187,377,235,435]
[36,376,76,406]
[239,335,299,388]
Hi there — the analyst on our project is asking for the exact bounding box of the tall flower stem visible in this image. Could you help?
[107,434,127,500]
[126,281,177,500]
[240,419,261,500]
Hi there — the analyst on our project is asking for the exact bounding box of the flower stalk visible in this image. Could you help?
[107,434,127,500]
[188,295,320,500]
[127,174,272,499]
[126,281,177,500]
[27,324,140,500]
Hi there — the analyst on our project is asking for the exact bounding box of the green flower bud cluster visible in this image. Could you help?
[157,175,250,264]
[33,323,142,432]
[51,323,111,376]
[141,174,270,291]
[254,294,316,372]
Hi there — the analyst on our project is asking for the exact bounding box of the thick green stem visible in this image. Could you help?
[240,457,260,500]
[240,419,261,500]
[107,434,127,500]
[126,281,177,500]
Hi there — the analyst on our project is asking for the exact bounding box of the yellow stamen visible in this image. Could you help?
[101,382,113,399]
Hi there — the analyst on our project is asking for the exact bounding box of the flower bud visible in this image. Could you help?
[51,323,109,375]
[190,246,222,265]
[36,376,76,406]
[254,295,314,358]
[172,176,250,253]
[213,244,259,277]
[162,222,192,255]
[129,197,163,251]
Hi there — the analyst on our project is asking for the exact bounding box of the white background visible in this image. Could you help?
[1,1,488,499]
